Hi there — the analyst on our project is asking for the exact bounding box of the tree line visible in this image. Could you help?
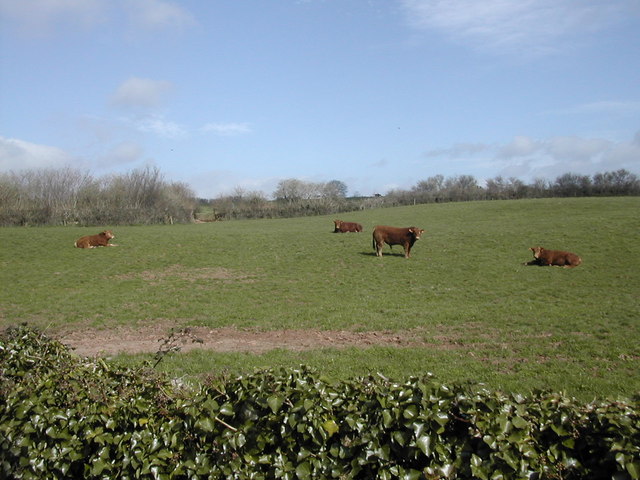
[204,169,640,220]
[0,167,637,226]
[0,166,196,226]
[383,170,640,206]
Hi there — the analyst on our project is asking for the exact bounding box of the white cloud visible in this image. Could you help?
[0,0,106,36]
[201,123,252,136]
[424,132,640,180]
[602,137,640,169]
[123,0,195,30]
[129,115,187,139]
[99,141,144,167]
[425,142,491,158]
[545,136,612,163]
[0,0,195,36]
[400,0,633,55]
[111,77,174,110]
[0,136,76,171]
[499,136,538,158]
[110,78,186,138]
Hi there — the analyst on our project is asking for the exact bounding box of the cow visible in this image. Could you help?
[334,219,363,233]
[525,246,582,268]
[372,226,424,258]
[74,230,117,249]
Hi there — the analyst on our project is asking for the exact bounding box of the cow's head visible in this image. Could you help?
[101,230,115,240]
[530,246,542,258]
[409,227,424,240]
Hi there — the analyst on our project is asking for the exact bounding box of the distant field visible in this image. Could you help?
[1,197,638,400]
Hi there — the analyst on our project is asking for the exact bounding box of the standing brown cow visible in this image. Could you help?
[74,230,117,248]
[334,219,363,233]
[525,246,582,268]
[372,226,424,258]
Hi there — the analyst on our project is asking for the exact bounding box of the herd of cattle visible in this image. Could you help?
[73,222,582,267]
[332,219,424,258]
[332,219,582,267]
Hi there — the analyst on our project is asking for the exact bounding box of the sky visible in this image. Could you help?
[1,0,639,198]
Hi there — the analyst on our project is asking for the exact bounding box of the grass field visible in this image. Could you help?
[1,197,638,400]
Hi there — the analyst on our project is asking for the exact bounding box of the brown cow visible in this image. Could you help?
[334,219,363,233]
[525,246,582,268]
[74,230,117,248]
[373,226,424,258]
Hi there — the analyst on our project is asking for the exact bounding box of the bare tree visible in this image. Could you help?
[323,180,348,198]
[530,177,550,198]
[445,175,481,201]
[553,173,592,197]
[593,169,640,195]
[486,176,527,199]
[274,178,306,203]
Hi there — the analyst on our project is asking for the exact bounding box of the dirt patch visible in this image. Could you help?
[58,325,451,357]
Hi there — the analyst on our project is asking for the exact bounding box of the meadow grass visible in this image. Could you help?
[1,197,638,400]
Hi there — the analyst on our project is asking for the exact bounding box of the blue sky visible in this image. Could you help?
[1,0,639,198]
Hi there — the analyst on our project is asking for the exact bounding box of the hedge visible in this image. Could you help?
[1,325,638,479]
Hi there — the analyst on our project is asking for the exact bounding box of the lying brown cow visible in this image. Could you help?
[334,219,363,233]
[373,225,424,258]
[525,246,582,268]
[74,230,117,249]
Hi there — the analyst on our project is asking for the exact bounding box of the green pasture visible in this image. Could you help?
[1,197,638,400]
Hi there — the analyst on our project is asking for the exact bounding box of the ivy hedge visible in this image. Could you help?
[1,325,638,479]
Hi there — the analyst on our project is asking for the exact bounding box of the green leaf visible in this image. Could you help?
[322,419,339,437]
[403,405,418,420]
[551,423,569,436]
[297,448,311,462]
[267,395,284,414]
[392,430,406,446]
[219,403,234,416]
[382,410,394,428]
[434,411,449,427]
[403,469,422,480]
[416,435,432,456]
[91,459,109,476]
[511,415,528,429]
[296,461,311,479]
[627,462,640,480]
[196,417,215,432]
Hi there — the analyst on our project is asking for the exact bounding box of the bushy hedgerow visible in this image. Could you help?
[1,325,638,479]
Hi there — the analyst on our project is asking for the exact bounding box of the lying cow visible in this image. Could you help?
[74,230,117,248]
[525,246,582,268]
[373,225,424,258]
[334,219,363,233]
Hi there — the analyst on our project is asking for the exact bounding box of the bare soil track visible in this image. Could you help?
[58,325,444,357]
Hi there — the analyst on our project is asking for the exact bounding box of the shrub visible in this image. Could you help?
[1,325,638,479]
